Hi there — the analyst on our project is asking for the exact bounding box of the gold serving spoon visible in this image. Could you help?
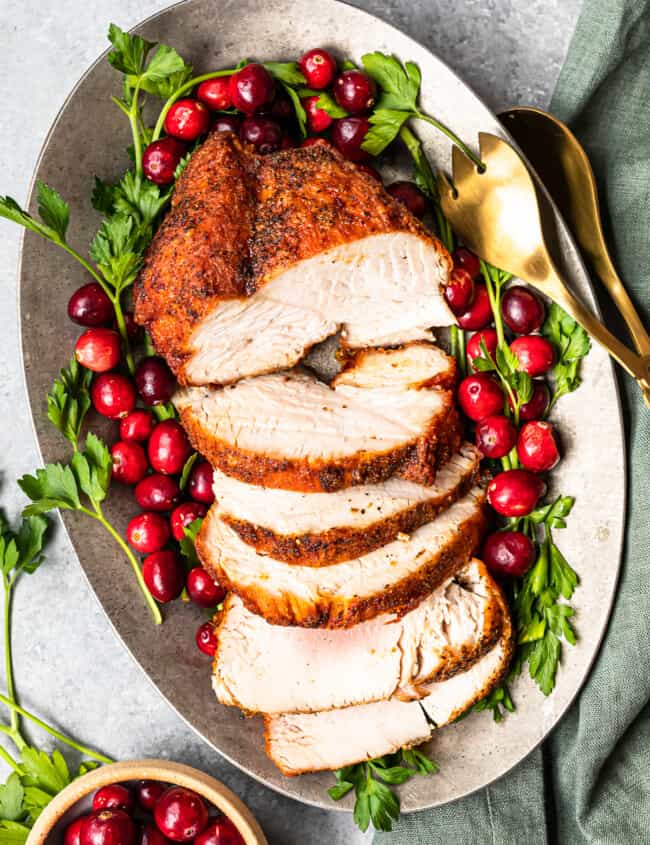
[438,133,650,406]
[498,106,650,360]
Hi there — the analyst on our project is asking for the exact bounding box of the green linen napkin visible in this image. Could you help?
[375,2,650,842]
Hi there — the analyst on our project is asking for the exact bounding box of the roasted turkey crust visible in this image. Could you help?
[178,394,462,494]
[134,133,451,384]
[221,449,481,566]
[196,502,488,629]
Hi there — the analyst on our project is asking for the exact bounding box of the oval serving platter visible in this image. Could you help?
[19,0,625,812]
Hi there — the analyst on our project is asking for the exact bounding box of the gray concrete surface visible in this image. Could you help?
[0,1,582,842]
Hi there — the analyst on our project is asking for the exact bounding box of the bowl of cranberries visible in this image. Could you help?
[27,761,267,845]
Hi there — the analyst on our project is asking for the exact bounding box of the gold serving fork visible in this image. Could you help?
[438,133,650,407]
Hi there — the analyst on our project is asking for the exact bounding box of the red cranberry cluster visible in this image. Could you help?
[67,284,223,656]
[138,47,427,216]
[446,248,561,579]
[64,781,244,845]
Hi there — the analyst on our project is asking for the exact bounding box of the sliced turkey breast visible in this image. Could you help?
[333,342,457,391]
[212,560,503,715]
[196,487,487,628]
[134,133,454,386]
[264,581,513,775]
[175,370,461,493]
[214,443,481,565]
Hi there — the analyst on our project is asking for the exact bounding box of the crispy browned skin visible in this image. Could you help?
[221,448,481,566]
[134,133,257,377]
[177,395,462,494]
[333,342,458,391]
[134,133,451,384]
[196,499,488,629]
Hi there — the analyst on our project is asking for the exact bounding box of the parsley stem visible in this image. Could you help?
[2,578,25,749]
[0,742,19,772]
[112,301,136,377]
[458,328,467,376]
[129,80,145,179]
[79,506,162,625]
[0,694,114,765]
[481,260,505,348]
[152,69,237,142]
[449,325,459,360]
[414,111,485,171]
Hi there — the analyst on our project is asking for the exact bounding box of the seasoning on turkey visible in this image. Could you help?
[196,487,487,628]
[134,133,454,386]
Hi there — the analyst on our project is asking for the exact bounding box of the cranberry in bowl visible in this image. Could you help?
[26,760,267,845]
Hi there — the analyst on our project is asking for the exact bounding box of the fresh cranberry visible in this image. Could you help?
[517,421,560,472]
[444,268,475,316]
[239,116,283,153]
[211,115,241,134]
[140,824,170,845]
[120,410,154,443]
[135,357,176,406]
[298,48,337,89]
[302,96,333,133]
[501,285,545,334]
[80,810,135,845]
[135,474,181,511]
[154,787,208,842]
[142,551,185,603]
[331,117,370,161]
[452,247,481,279]
[75,328,121,373]
[164,99,210,142]
[127,512,171,554]
[111,441,148,485]
[300,137,330,148]
[475,415,517,459]
[187,567,225,608]
[510,335,555,377]
[357,163,382,181]
[510,380,550,421]
[93,785,134,814]
[280,135,296,149]
[197,77,232,111]
[68,283,113,327]
[483,531,536,578]
[195,817,244,845]
[170,502,207,541]
[136,781,166,812]
[457,283,493,330]
[65,817,89,845]
[91,374,136,420]
[386,182,426,218]
[187,461,215,505]
[148,421,192,475]
[228,64,274,114]
[196,622,218,657]
[487,469,545,517]
[122,310,141,341]
[143,138,187,185]
[333,70,376,113]
[467,328,498,369]
[267,96,293,122]
[457,373,504,421]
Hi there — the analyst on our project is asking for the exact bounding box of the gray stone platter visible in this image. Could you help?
[18,0,625,813]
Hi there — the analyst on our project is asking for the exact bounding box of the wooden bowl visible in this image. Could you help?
[26,760,268,845]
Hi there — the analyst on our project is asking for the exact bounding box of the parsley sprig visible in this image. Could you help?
[542,303,591,410]
[0,512,112,843]
[328,748,437,832]
[17,432,162,625]
[360,53,483,170]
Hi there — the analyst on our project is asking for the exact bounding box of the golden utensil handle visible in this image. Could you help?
[543,269,650,406]
[590,251,650,356]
